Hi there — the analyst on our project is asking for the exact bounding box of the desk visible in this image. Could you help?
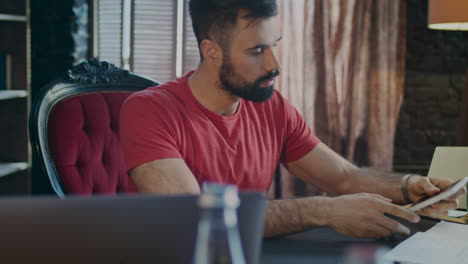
[260,217,437,264]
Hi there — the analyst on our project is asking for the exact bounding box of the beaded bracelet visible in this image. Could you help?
[401,174,416,204]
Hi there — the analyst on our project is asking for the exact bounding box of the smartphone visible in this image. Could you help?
[408,176,468,212]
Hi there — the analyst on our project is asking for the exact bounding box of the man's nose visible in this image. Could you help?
[264,48,281,74]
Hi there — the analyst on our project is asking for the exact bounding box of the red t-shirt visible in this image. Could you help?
[120,71,320,191]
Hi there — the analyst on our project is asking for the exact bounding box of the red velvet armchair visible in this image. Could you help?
[29,59,158,196]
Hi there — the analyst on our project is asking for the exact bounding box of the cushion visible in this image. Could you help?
[48,91,137,195]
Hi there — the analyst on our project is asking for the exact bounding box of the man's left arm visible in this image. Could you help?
[287,143,459,216]
[346,168,460,216]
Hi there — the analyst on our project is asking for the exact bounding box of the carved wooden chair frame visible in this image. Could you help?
[29,59,158,196]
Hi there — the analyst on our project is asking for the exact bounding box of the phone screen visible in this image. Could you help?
[410,178,467,211]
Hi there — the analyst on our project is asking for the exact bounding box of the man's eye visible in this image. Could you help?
[252,48,263,55]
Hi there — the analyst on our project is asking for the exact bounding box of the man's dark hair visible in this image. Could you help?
[189,0,278,58]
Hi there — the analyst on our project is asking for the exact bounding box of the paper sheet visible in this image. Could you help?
[384,221,468,264]
[448,209,468,218]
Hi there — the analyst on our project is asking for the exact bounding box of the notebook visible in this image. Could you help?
[0,193,265,264]
[427,146,468,209]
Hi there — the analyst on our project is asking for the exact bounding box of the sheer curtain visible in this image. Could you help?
[271,0,406,198]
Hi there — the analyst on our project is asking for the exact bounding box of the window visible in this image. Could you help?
[93,0,200,83]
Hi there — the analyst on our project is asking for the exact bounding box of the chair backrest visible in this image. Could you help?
[29,59,159,196]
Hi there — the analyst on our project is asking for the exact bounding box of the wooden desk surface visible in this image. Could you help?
[260,217,437,264]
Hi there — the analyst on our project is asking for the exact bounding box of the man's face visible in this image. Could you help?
[218,13,281,102]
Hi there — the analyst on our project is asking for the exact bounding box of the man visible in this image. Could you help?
[120,0,459,238]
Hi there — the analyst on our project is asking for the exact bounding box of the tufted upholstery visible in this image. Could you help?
[30,59,158,196]
[48,92,135,194]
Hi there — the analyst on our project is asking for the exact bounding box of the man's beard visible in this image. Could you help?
[219,57,280,103]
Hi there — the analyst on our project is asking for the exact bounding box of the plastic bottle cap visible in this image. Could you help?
[198,184,240,208]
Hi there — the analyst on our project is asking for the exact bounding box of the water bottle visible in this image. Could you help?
[193,183,246,264]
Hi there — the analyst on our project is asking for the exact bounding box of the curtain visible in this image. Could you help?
[270,0,406,198]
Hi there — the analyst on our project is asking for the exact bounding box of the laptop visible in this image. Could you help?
[427,146,468,209]
[0,192,266,264]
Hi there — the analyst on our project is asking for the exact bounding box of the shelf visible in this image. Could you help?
[0,90,28,100]
[0,14,26,22]
[0,162,28,178]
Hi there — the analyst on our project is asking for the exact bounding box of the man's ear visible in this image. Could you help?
[200,39,222,66]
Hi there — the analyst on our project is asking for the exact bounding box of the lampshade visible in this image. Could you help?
[429,0,468,31]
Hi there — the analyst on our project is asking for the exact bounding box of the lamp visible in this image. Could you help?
[428,0,468,146]
[429,0,468,31]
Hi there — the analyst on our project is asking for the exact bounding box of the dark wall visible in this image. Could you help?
[30,0,89,194]
[31,0,75,98]
[394,0,468,174]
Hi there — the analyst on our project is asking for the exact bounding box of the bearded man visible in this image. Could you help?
[120,0,458,238]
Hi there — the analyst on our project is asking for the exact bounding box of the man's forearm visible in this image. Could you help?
[263,196,331,237]
[346,168,406,204]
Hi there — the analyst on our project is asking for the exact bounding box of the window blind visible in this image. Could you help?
[182,0,200,74]
[95,0,200,83]
[97,0,123,67]
[133,0,176,83]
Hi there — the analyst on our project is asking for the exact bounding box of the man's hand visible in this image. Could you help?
[326,193,420,238]
[407,176,462,217]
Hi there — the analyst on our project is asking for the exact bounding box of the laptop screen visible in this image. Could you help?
[428,146,468,209]
[0,193,265,264]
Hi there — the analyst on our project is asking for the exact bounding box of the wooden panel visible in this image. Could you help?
[0,0,30,195]
[0,21,27,90]
[0,169,30,195]
[0,1,25,16]
[0,97,28,162]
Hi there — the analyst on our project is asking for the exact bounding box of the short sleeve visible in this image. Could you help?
[120,91,182,172]
[280,99,321,164]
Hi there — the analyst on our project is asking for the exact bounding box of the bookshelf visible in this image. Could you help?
[0,90,28,100]
[0,14,26,22]
[0,0,30,194]
[0,162,28,178]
